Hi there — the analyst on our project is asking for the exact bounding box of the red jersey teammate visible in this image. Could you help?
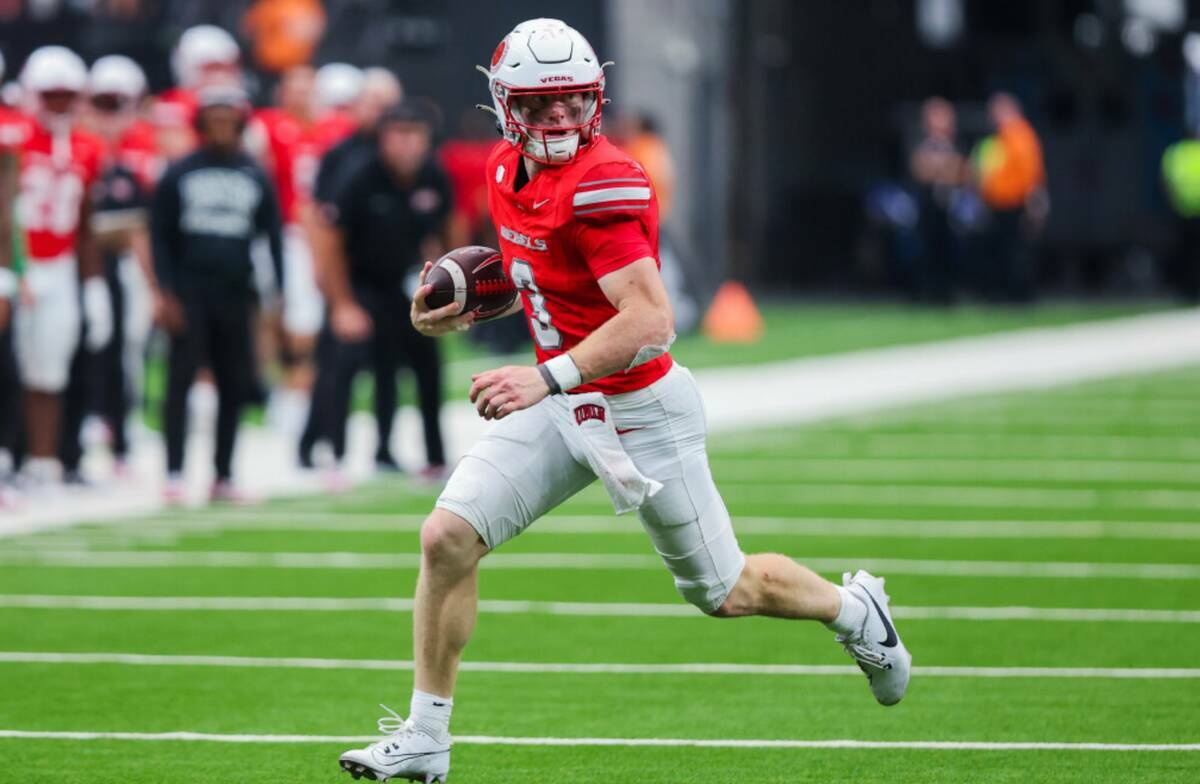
[338,19,912,783]
[12,46,109,487]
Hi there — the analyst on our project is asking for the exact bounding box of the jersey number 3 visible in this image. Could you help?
[509,259,562,350]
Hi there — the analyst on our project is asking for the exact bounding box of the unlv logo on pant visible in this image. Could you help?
[573,403,606,425]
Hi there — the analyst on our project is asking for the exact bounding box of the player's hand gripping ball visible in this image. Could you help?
[412,245,518,337]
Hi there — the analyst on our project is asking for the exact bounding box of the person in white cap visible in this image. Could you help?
[11,45,109,491]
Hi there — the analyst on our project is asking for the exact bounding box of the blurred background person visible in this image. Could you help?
[155,25,243,158]
[63,54,157,481]
[241,0,325,84]
[12,45,109,491]
[972,92,1046,302]
[612,109,699,333]
[311,62,363,153]
[151,85,282,505]
[0,47,24,505]
[300,101,452,482]
[246,64,324,441]
[298,65,401,475]
[909,97,968,304]
[1161,129,1200,301]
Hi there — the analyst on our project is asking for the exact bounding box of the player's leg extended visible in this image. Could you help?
[339,400,594,782]
[620,365,911,705]
[412,509,488,698]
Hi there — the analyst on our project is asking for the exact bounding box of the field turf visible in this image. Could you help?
[3,364,1200,781]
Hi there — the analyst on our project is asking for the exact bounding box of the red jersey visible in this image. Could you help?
[113,118,161,191]
[487,136,672,395]
[155,87,198,127]
[17,121,105,262]
[311,109,357,154]
[440,139,493,236]
[0,106,33,152]
[253,108,318,224]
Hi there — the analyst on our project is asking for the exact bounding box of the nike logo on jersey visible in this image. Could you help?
[615,426,644,436]
[861,588,899,648]
[532,197,552,209]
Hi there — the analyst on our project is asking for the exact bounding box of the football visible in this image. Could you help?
[423,245,518,323]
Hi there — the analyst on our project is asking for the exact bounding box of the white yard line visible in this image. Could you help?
[710,431,1200,458]
[0,729,1195,752]
[3,549,1199,579]
[24,513,1200,541]
[1,594,1197,622]
[6,309,1200,538]
[0,651,1195,679]
[708,458,1200,484]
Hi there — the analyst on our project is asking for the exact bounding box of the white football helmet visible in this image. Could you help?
[482,18,607,165]
[20,45,87,95]
[89,55,147,100]
[172,24,240,88]
[315,63,364,110]
[20,46,87,130]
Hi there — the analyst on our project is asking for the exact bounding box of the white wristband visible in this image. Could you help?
[544,353,582,392]
[0,267,15,299]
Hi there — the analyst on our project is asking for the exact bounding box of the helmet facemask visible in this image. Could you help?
[502,85,601,165]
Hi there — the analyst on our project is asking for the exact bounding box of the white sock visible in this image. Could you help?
[825,586,868,637]
[409,689,453,741]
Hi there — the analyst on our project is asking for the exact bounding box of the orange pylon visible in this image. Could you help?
[702,281,764,343]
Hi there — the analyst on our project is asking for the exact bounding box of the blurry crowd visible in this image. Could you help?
[0,20,680,511]
[0,26,431,509]
[867,92,1049,305]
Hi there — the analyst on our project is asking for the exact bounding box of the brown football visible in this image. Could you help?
[423,245,518,323]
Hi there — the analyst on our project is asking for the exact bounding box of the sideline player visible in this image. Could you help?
[12,46,109,489]
[247,65,323,437]
[81,55,157,476]
[338,19,912,783]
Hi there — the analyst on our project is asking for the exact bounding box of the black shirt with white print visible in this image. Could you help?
[151,148,283,297]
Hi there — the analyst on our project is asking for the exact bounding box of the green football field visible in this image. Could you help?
[3,364,1200,782]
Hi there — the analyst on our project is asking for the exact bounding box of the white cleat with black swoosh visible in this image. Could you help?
[339,705,450,783]
[837,570,912,706]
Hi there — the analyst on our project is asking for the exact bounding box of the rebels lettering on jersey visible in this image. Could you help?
[18,122,104,262]
[253,108,318,224]
[486,135,672,396]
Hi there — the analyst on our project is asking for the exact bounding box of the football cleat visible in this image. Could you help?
[836,570,912,706]
[339,705,450,783]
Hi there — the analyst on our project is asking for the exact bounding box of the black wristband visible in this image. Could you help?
[537,363,562,395]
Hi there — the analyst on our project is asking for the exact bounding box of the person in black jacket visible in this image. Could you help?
[300,100,453,481]
[151,84,283,504]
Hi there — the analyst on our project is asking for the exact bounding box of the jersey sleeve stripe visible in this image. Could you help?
[577,177,649,188]
[572,186,652,207]
[574,204,650,216]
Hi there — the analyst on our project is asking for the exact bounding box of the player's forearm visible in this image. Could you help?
[563,299,673,386]
[307,209,353,306]
[76,222,102,279]
[0,153,15,270]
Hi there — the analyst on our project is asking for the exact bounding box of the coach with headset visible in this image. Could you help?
[151,84,283,502]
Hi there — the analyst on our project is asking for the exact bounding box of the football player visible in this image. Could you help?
[12,46,108,489]
[246,65,323,438]
[338,19,912,784]
[0,47,26,502]
[154,25,242,160]
[80,55,157,476]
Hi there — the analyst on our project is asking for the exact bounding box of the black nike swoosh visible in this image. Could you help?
[860,586,899,648]
[375,749,449,764]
